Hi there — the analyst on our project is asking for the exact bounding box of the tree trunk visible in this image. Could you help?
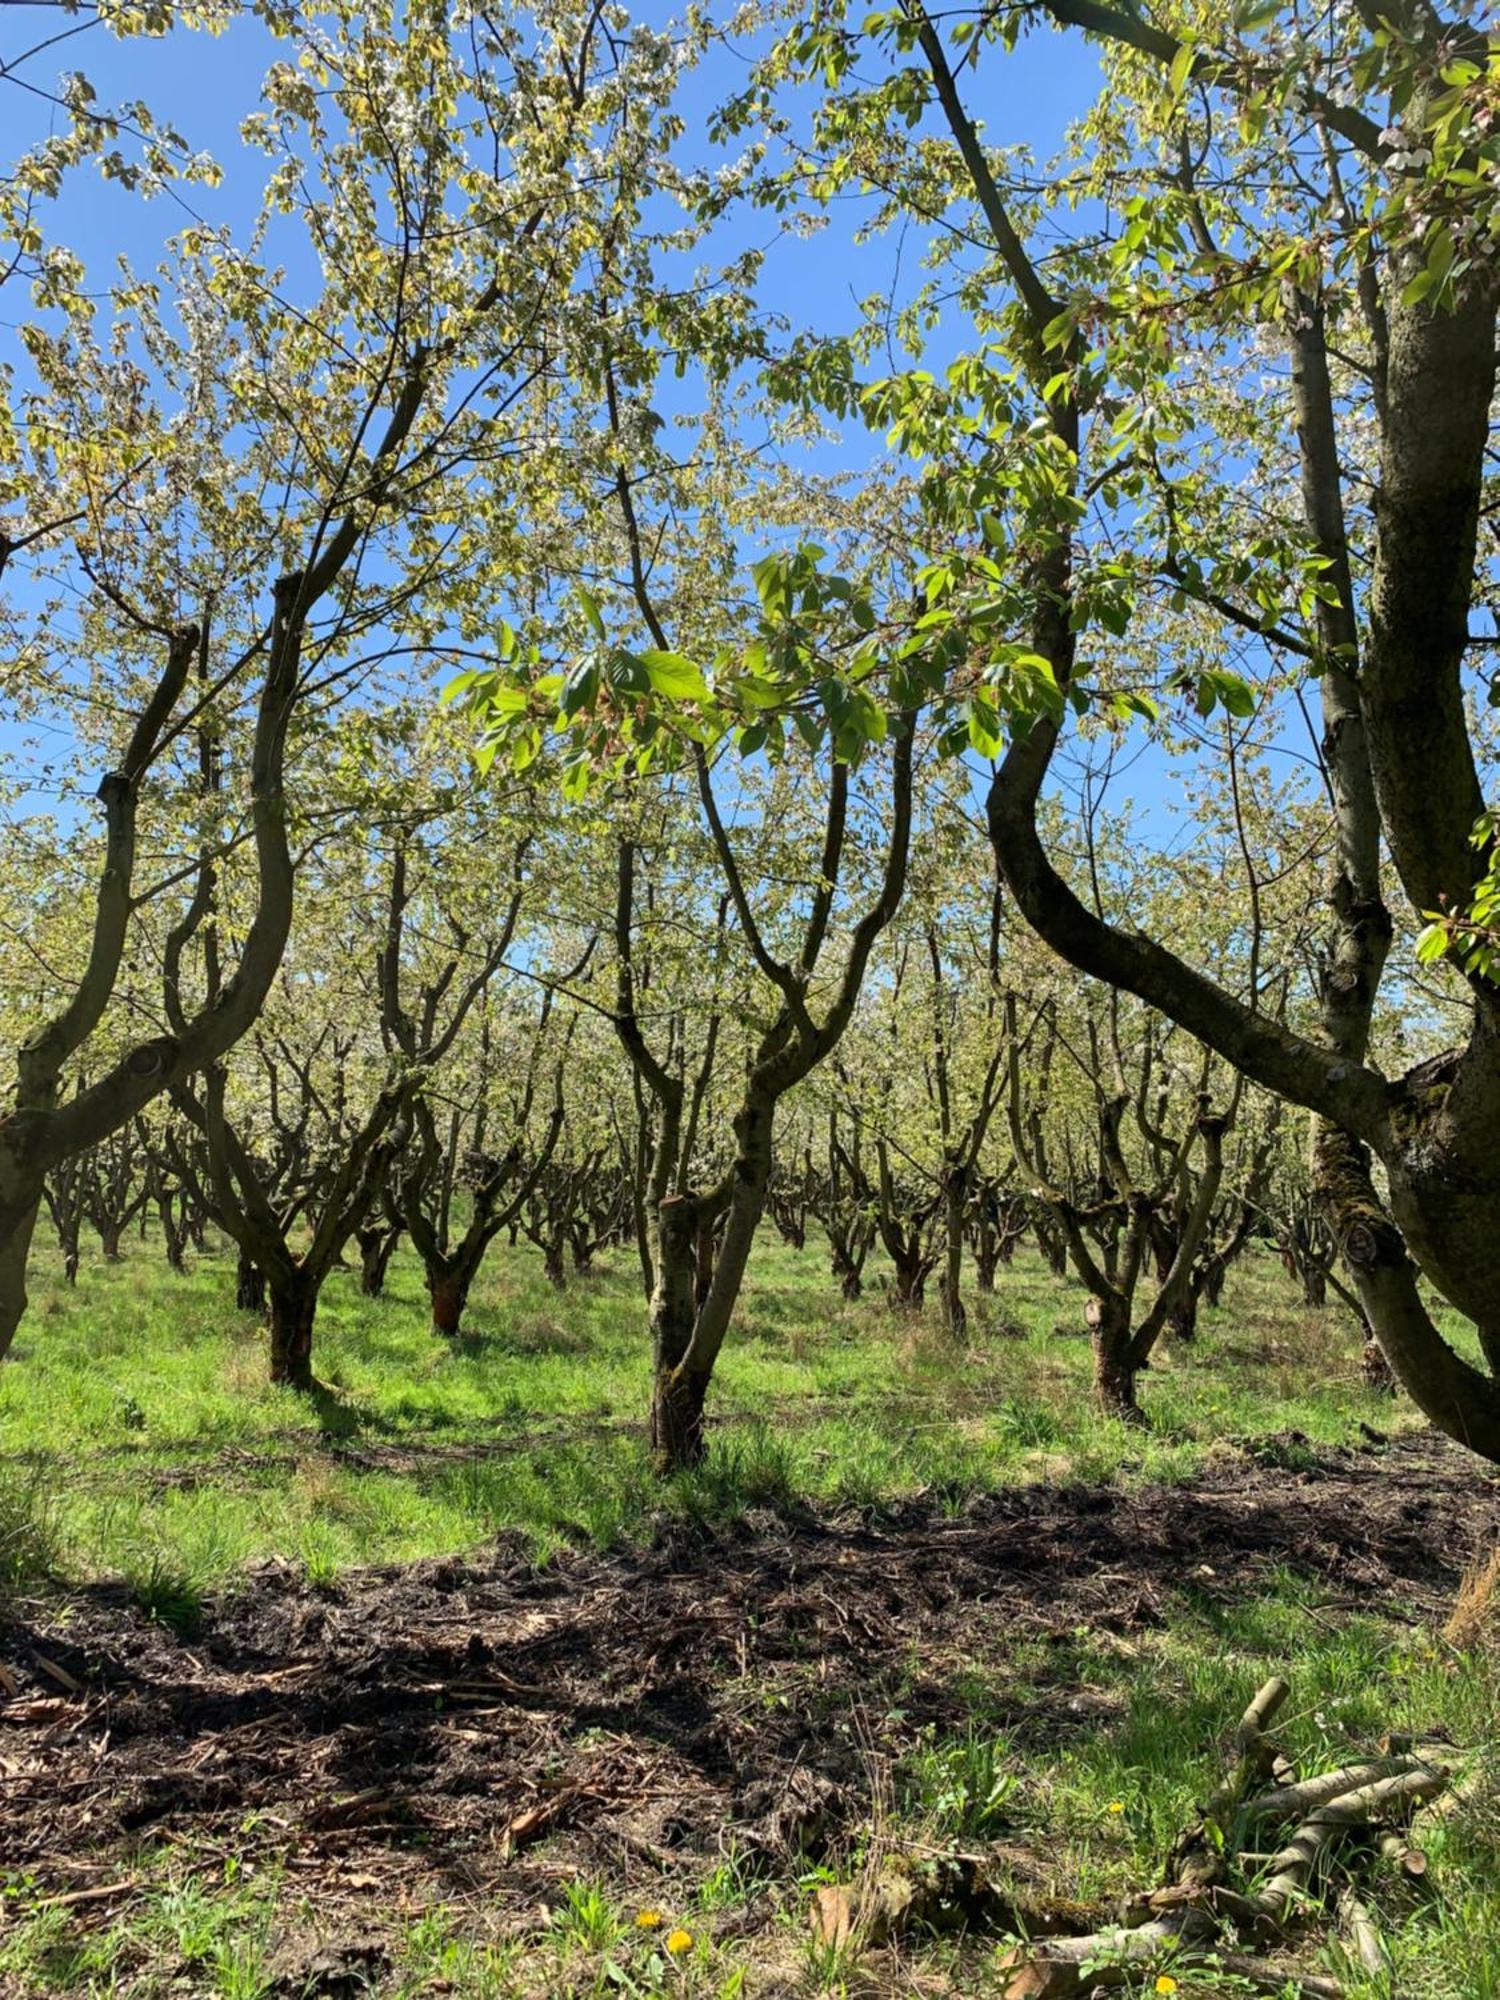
[236,1252,266,1315]
[975,1217,998,1294]
[1035,1217,1067,1277]
[1087,1293,1142,1424]
[158,1195,187,1273]
[1168,1291,1199,1344]
[649,1195,703,1473]
[0,1203,39,1359]
[98,1224,122,1263]
[357,1226,397,1297]
[651,1362,709,1472]
[542,1241,566,1290]
[1317,1124,1500,1458]
[267,1278,316,1391]
[889,1239,928,1308]
[940,1183,967,1340]
[428,1265,469,1337]
[694,1214,717,1310]
[1362,1335,1397,1397]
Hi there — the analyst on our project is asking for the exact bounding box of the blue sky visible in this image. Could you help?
[2,5,1100,295]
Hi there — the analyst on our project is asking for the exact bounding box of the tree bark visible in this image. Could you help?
[267,1278,316,1391]
[1088,1293,1142,1423]
[428,1263,470,1337]
[0,1206,39,1355]
[890,1249,928,1309]
[939,1177,967,1340]
[1318,1125,1500,1458]
[236,1252,266,1315]
[648,1195,703,1472]
[357,1224,397,1297]
[651,1361,709,1473]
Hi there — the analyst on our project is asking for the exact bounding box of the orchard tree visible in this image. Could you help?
[722,0,1500,1457]
[0,0,691,1358]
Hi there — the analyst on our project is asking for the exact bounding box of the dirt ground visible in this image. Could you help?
[3,1431,1498,1994]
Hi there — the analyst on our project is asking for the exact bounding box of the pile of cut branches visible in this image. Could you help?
[997,1675,1453,1998]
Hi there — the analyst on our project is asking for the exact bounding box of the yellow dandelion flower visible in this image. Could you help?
[1155,1979,1178,1996]
[665,1928,694,1955]
[1107,1800,1126,1814]
[636,1910,665,1929]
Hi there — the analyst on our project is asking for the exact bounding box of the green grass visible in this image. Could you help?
[881,1573,1500,1998]
[0,1225,1407,1595]
[2,1225,1496,1997]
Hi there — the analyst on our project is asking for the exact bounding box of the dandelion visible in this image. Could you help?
[1155,1979,1178,1996]
[636,1909,665,1930]
[1108,1800,1125,1814]
[665,1928,693,1955]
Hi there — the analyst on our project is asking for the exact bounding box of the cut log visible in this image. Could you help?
[1254,1816,1354,1926]
[1173,1674,1294,1891]
[1375,1829,1429,1879]
[996,1927,1344,1999]
[1339,1891,1387,1978]
[1242,1754,1434,1823]
[1252,1766,1445,1925]
[1239,1676,1293,1745]
[1293,1765,1447,1826]
[995,1921,1186,1998]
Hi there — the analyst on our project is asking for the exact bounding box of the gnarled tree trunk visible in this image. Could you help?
[267,1277,317,1391]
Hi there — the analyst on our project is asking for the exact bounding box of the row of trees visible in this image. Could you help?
[11,740,1378,1448]
[2,0,1496,1468]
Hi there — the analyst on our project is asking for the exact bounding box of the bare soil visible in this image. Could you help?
[3,1430,1497,1994]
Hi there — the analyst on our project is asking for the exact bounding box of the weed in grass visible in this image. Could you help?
[551,1879,623,1953]
[126,1552,206,1637]
[0,1471,59,1598]
[695,1845,772,1914]
[672,1422,801,1524]
[397,1906,520,1996]
[0,1902,121,1991]
[900,1726,1018,1841]
[147,1878,232,1964]
[211,1932,272,2000]
[990,1395,1064,1449]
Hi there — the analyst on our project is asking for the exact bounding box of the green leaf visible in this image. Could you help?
[641,650,710,701]
[1415,921,1450,965]
[559,659,599,719]
[576,586,606,638]
[482,682,530,718]
[1168,41,1196,98]
[440,668,482,706]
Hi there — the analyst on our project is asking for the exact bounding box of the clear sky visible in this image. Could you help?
[1,5,1101,296]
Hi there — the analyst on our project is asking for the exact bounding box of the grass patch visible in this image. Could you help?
[0,1228,1417,1589]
